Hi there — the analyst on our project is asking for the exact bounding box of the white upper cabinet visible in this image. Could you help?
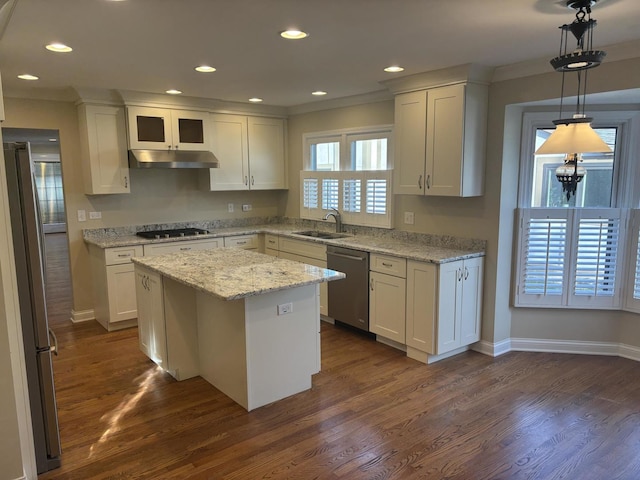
[393,83,488,197]
[203,114,287,191]
[126,106,210,151]
[78,104,130,194]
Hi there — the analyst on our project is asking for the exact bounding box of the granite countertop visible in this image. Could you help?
[85,223,485,264]
[132,247,345,300]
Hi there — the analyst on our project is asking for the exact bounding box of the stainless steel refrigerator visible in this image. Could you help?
[4,142,61,473]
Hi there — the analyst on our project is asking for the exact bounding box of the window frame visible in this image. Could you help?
[515,109,640,311]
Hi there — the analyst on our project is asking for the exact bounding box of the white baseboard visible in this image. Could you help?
[70,309,95,323]
[472,337,639,363]
[472,338,512,357]
[618,343,640,361]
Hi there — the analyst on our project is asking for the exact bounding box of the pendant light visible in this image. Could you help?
[535,0,612,201]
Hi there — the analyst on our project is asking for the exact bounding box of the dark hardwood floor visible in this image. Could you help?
[40,233,640,479]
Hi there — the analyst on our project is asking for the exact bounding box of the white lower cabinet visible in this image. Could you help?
[369,254,407,344]
[406,257,484,361]
[267,236,328,317]
[223,234,258,250]
[135,266,167,369]
[142,238,222,256]
[89,244,143,331]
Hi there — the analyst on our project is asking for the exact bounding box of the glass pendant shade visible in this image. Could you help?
[535,119,612,155]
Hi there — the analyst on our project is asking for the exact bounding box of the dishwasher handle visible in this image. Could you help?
[328,252,367,262]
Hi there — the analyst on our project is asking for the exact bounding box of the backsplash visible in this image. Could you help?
[83,216,487,252]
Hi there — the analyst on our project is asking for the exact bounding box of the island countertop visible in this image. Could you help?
[132,247,345,301]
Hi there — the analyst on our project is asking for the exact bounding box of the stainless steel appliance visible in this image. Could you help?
[327,246,369,331]
[4,142,61,473]
[136,227,209,239]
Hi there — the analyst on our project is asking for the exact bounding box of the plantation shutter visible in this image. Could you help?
[624,209,640,313]
[343,178,361,213]
[322,178,339,210]
[515,208,570,307]
[366,179,387,215]
[568,209,625,309]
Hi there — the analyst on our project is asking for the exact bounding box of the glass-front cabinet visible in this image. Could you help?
[126,106,210,151]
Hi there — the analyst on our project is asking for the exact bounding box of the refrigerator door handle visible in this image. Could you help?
[48,328,59,356]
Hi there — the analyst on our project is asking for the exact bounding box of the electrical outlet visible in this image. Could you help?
[89,211,102,219]
[277,302,293,315]
[404,211,415,225]
[228,203,234,213]
[77,209,86,222]
[242,204,252,212]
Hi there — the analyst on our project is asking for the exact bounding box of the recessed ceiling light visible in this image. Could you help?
[384,66,405,73]
[312,91,327,96]
[248,98,263,103]
[166,89,182,95]
[45,43,73,53]
[280,29,308,40]
[18,74,39,80]
[195,65,216,73]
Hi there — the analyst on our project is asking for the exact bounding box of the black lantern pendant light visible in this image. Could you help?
[535,0,612,201]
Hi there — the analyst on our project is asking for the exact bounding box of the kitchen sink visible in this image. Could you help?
[293,230,351,240]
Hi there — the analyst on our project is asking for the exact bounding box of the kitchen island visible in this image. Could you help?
[131,247,345,411]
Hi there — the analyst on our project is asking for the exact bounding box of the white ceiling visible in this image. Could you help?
[1,0,639,108]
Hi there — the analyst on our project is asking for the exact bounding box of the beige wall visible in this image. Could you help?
[2,97,287,314]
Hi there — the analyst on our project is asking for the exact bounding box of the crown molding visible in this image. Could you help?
[286,90,393,116]
[379,63,495,95]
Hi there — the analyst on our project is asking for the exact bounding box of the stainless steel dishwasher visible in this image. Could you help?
[327,246,369,331]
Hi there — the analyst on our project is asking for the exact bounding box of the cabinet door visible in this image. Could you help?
[425,84,465,196]
[406,261,437,354]
[79,104,129,194]
[205,114,249,190]
[171,110,209,151]
[278,251,329,317]
[106,263,138,323]
[369,271,406,343]
[247,117,286,189]
[127,106,172,150]
[437,260,463,354]
[460,257,483,345]
[393,90,427,195]
[135,268,167,368]
[143,238,221,257]
[223,234,258,250]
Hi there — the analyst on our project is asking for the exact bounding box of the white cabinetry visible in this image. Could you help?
[135,266,167,369]
[78,104,129,194]
[393,83,487,197]
[202,114,286,191]
[142,238,221,257]
[271,236,328,317]
[89,244,143,331]
[127,106,209,151]
[369,254,406,343]
[406,257,483,361]
[223,234,258,250]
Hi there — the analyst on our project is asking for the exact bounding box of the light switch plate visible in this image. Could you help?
[89,211,102,219]
[404,211,414,224]
[242,204,252,212]
[77,209,86,222]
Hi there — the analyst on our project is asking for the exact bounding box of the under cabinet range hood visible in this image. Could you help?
[128,149,219,169]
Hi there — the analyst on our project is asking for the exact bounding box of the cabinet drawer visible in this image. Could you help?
[224,234,258,249]
[279,237,326,261]
[264,234,279,250]
[104,245,143,265]
[143,238,221,256]
[370,254,406,278]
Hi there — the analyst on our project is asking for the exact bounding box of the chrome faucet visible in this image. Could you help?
[323,208,343,233]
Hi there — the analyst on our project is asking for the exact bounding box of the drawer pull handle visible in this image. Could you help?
[382,262,392,267]
[117,253,131,257]
[180,247,192,251]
